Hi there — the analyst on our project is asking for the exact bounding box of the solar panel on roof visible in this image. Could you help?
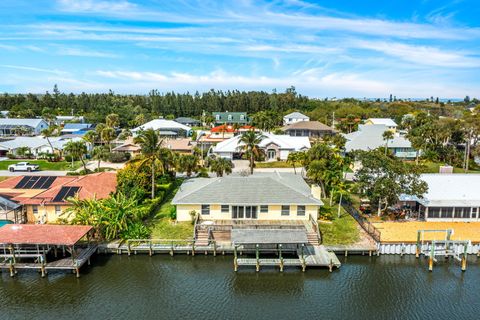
[52,186,80,202]
[23,176,40,189]
[15,176,31,189]
[39,176,56,189]
[31,176,46,189]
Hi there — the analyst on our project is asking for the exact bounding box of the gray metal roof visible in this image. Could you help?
[172,172,323,205]
[0,118,46,128]
[284,112,309,119]
[231,229,308,244]
[344,124,412,152]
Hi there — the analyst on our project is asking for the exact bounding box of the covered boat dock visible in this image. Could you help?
[0,224,96,277]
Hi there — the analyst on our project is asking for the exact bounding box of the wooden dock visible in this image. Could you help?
[0,245,97,277]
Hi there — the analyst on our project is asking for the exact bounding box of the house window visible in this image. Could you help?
[227,115,233,121]
[221,205,229,213]
[55,205,62,215]
[240,115,245,120]
[201,205,210,215]
[215,114,220,120]
[281,205,290,216]
[260,205,268,213]
[297,205,306,216]
[32,205,38,214]
[442,207,453,218]
[428,207,440,218]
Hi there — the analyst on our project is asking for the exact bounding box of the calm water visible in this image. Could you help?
[0,254,479,320]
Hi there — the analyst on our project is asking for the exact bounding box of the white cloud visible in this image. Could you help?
[57,47,119,58]
[0,64,67,75]
[56,0,136,14]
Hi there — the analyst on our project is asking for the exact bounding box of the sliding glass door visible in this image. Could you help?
[232,206,258,219]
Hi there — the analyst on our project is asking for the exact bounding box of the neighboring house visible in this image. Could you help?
[399,174,480,222]
[212,112,249,125]
[212,132,310,161]
[282,121,335,138]
[172,172,323,222]
[344,124,417,159]
[113,137,195,156]
[0,172,117,224]
[364,118,398,132]
[60,123,94,135]
[283,112,310,125]
[0,136,84,156]
[132,118,192,137]
[197,125,255,150]
[55,116,85,125]
[0,118,49,136]
[175,117,201,127]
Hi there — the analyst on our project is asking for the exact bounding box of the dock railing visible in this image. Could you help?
[342,202,381,243]
[309,214,323,244]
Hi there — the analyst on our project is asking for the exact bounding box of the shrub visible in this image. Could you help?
[108,152,130,163]
[119,222,150,240]
[197,167,209,177]
[189,210,197,225]
[319,204,335,221]
[169,206,177,220]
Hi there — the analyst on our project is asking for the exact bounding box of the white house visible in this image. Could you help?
[283,112,310,125]
[364,118,398,132]
[399,174,480,222]
[344,124,417,159]
[0,119,49,136]
[212,132,310,161]
[0,136,84,156]
[132,119,192,137]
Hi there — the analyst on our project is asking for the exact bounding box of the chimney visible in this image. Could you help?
[311,184,322,200]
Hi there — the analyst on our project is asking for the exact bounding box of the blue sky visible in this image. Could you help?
[0,0,479,98]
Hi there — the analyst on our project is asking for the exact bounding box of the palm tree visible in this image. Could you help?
[64,140,88,172]
[382,130,394,156]
[92,146,109,171]
[133,129,164,199]
[105,113,120,128]
[287,151,304,174]
[209,157,233,177]
[101,127,116,152]
[177,154,199,177]
[41,125,59,155]
[239,130,265,174]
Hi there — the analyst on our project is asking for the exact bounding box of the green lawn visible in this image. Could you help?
[0,160,82,171]
[256,161,300,169]
[148,181,194,240]
[417,161,480,174]
[319,205,360,245]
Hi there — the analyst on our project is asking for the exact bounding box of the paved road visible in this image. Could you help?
[0,170,68,177]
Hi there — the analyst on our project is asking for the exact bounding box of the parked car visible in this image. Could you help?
[8,162,39,172]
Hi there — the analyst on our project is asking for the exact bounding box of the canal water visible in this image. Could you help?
[0,254,479,320]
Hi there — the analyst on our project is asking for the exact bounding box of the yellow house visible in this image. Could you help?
[364,118,398,133]
[0,173,117,224]
[172,173,323,222]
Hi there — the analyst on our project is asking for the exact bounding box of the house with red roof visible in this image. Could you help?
[0,172,117,224]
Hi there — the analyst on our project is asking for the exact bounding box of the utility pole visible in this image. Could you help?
[332,112,335,129]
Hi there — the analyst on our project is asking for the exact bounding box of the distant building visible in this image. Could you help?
[131,118,192,137]
[212,112,249,125]
[60,123,94,135]
[0,119,49,136]
[0,172,117,224]
[283,112,310,125]
[0,136,85,157]
[344,124,417,159]
[364,118,398,133]
[55,116,85,125]
[175,117,201,127]
[399,174,480,222]
[282,121,335,138]
[212,132,310,161]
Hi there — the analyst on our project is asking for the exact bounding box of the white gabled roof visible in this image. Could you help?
[283,112,309,119]
[401,174,480,207]
[132,119,192,132]
[212,133,310,153]
[0,136,81,151]
[344,124,411,152]
[0,118,47,128]
[366,118,398,127]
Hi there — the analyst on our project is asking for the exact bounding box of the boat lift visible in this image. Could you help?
[415,229,471,271]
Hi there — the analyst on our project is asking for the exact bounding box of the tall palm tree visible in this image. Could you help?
[382,130,394,156]
[209,157,233,177]
[287,151,304,174]
[133,129,164,199]
[101,127,116,152]
[41,125,59,155]
[92,146,109,171]
[177,154,199,177]
[239,130,265,174]
[64,140,88,172]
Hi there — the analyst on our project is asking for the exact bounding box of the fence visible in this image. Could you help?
[342,203,381,243]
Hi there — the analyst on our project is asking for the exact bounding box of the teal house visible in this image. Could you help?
[212,112,250,125]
